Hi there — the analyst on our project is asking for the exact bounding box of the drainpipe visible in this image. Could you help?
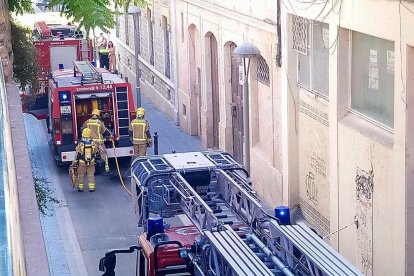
[171,0,180,125]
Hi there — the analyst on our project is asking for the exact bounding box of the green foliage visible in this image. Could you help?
[29,150,60,217]
[10,20,38,90]
[48,0,146,37]
[114,0,146,11]
[8,0,33,15]
[33,175,60,217]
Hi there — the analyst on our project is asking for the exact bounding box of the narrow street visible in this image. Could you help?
[25,96,203,276]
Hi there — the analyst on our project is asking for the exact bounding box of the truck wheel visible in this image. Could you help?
[118,156,132,164]
[54,159,65,167]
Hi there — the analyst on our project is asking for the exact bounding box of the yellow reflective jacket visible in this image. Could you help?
[129,118,150,145]
[83,118,110,142]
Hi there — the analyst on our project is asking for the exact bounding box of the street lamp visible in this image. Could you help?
[234,42,260,172]
[128,6,142,108]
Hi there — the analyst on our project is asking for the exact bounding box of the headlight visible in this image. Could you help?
[61,120,73,134]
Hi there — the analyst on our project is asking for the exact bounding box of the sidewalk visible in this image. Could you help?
[24,94,204,275]
[143,95,204,154]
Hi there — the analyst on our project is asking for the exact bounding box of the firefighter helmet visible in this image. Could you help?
[136,107,145,118]
[91,109,100,116]
[82,128,92,138]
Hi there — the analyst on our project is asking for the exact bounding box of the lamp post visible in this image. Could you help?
[128,6,142,108]
[234,42,260,172]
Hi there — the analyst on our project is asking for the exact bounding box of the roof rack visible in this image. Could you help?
[73,60,103,85]
[34,21,51,39]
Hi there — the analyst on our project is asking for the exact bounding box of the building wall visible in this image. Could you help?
[112,1,177,121]
[282,0,414,274]
[175,0,283,205]
[0,0,13,81]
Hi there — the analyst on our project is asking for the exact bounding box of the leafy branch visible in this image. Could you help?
[10,20,38,90]
[48,0,146,38]
[28,149,60,217]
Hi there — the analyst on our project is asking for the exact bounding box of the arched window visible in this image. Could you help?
[256,56,270,86]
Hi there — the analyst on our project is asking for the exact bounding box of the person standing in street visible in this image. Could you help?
[83,109,112,172]
[97,33,108,69]
[73,128,98,192]
[108,41,117,73]
[129,107,152,158]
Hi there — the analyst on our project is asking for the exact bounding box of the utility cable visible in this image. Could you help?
[111,139,132,196]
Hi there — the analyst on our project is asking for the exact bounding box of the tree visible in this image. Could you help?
[48,0,146,38]
[8,0,33,15]
[10,20,38,90]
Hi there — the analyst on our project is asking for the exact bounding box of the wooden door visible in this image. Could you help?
[230,43,243,163]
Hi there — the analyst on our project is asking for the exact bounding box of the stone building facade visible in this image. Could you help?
[281,0,414,274]
[173,0,282,207]
[0,0,13,82]
[112,0,177,120]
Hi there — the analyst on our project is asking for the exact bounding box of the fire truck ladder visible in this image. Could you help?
[73,60,102,84]
[79,39,91,61]
[132,151,363,276]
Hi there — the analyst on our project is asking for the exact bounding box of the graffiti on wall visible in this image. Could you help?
[355,167,374,276]
[305,171,318,204]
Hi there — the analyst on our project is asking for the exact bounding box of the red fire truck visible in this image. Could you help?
[47,60,135,165]
[22,21,94,118]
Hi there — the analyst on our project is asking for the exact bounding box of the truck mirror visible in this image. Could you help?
[99,253,116,275]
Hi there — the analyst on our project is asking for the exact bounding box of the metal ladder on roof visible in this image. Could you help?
[73,60,102,84]
[133,151,364,276]
[114,86,131,139]
[79,39,91,61]
[167,170,286,275]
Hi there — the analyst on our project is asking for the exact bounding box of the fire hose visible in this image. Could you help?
[111,139,132,196]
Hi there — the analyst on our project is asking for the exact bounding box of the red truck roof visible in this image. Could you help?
[51,68,127,88]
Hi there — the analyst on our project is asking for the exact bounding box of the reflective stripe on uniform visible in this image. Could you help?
[131,120,147,142]
[85,119,103,141]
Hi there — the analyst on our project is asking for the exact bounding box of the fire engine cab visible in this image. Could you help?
[22,21,93,119]
[49,60,135,165]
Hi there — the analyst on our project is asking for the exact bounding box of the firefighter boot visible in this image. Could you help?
[105,157,110,173]
[89,182,95,192]
[78,181,84,192]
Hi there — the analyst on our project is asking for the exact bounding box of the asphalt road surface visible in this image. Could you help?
[25,98,203,275]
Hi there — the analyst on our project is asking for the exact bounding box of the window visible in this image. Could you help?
[162,16,171,78]
[256,56,270,86]
[294,16,329,97]
[351,31,394,129]
[124,13,129,45]
[147,9,154,65]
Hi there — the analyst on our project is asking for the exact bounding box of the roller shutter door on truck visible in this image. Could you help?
[50,45,78,71]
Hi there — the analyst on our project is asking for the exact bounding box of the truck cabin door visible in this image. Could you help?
[57,91,74,144]
[21,85,49,120]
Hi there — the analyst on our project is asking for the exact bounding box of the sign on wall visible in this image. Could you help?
[239,65,244,85]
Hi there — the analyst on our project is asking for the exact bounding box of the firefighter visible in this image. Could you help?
[83,109,112,172]
[73,128,98,192]
[129,107,152,158]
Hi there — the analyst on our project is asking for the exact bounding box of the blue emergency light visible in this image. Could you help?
[147,216,164,241]
[275,206,291,225]
[59,91,70,103]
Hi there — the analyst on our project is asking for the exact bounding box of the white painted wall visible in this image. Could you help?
[176,0,283,205]
[282,0,414,274]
